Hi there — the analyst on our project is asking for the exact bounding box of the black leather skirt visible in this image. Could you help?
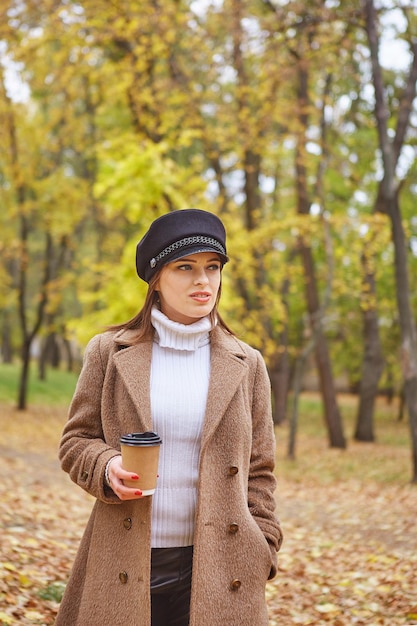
[151,546,193,592]
[150,546,193,626]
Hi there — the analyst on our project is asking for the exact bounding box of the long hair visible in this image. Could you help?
[108,267,234,343]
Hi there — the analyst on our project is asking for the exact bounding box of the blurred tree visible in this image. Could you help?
[363,0,417,481]
[1,72,52,409]
[0,0,416,478]
[262,0,356,448]
[0,0,105,405]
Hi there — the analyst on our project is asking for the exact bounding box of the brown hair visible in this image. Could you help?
[108,267,234,343]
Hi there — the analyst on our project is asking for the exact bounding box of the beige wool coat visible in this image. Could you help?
[55,325,283,626]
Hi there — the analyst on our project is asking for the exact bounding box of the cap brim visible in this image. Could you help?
[167,246,229,265]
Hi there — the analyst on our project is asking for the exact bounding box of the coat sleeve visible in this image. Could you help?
[59,333,122,504]
[248,349,283,578]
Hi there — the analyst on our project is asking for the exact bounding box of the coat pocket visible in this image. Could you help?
[243,514,274,581]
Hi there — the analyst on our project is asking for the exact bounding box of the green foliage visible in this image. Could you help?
[0,363,77,406]
[1,0,416,435]
[37,581,66,602]
[94,138,191,221]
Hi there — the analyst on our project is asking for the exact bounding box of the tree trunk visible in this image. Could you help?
[39,331,61,380]
[389,194,417,482]
[287,326,318,459]
[297,242,345,448]
[18,339,31,411]
[355,259,384,441]
[1,311,13,364]
[364,0,417,481]
[270,349,290,425]
[62,335,74,373]
[16,229,52,410]
[270,263,293,425]
[398,385,406,422]
[295,54,345,449]
[3,78,49,410]
[287,353,304,460]
[39,341,47,382]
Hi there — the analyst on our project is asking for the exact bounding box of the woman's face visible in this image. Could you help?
[155,252,222,324]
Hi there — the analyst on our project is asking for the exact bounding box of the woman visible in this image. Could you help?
[56,209,283,626]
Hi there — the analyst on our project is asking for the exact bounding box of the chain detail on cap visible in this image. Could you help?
[149,236,226,268]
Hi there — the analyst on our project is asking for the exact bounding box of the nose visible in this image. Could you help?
[194,267,209,285]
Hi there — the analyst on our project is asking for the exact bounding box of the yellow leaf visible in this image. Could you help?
[0,612,14,625]
[23,611,43,620]
[1,563,16,572]
[18,573,32,587]
[316,603,340,614]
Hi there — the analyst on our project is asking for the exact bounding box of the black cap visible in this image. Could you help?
[136,209,229,283]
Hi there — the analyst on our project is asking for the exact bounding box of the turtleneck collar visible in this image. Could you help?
[151,307,213,351]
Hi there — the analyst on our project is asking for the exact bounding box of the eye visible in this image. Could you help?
[177,263,192,271]
[208,263,221,271]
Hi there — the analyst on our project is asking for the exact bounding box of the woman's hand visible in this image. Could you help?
[106,455,144,500]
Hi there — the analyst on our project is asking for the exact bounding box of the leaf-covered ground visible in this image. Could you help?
[1,404,416,625]
[270,480,417,625]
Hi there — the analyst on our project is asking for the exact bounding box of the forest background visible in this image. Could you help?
[1,0,417,482]
[1,1,417,624]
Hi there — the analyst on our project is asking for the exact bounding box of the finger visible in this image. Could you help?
[118,469,140,481]
[115,484,143,500]
[109,459,139,482]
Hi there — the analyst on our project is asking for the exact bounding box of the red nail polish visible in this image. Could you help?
[135,490,142,496]
[131,475,139,480]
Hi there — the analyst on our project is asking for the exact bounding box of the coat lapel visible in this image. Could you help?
[201,327,248,451]
[111,327,248,444]
[112,334,153,431]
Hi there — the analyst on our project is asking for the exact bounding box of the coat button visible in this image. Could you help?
[230,578,241,591]
[119,571,128,584]
[228,523,239,534]
[123,517,132,530]
[228,466,239,475]
[81,471,89,481]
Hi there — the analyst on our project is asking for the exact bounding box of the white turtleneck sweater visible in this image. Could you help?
[150,307,212,548]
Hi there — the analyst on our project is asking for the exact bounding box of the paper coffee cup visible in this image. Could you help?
[120,431,162,495]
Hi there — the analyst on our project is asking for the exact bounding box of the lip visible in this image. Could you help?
[190,292,212,301]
